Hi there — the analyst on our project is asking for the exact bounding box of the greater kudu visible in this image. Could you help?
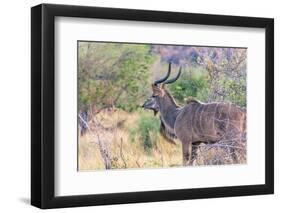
[142,63,246,166]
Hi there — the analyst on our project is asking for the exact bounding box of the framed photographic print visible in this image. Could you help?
[31,3,274,209]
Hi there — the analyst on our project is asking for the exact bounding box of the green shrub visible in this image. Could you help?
[130,113,160,152]
[167,67,246,107]
[78,42,156,112]
[219,77,246,107]
[168,67,209,103]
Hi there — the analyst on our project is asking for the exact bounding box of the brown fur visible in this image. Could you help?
[144,84,246,166]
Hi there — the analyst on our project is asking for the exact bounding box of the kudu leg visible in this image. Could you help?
[182,142,192,166]
[191,144,199,166]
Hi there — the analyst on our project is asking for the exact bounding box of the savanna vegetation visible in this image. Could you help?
[78,42,247,171]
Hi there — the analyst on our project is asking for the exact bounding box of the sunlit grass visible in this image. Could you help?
[78,110,182,171]
[78,109,246,171]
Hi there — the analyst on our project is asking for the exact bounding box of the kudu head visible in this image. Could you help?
[142,62,182,115]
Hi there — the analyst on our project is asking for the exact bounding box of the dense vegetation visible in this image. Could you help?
[78,42,247,170]
[78,43,155,112]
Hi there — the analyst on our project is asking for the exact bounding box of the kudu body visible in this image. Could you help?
[143,63,246,166]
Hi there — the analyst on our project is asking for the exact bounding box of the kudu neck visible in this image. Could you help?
[157,90,181,131]
[159,89,180,108]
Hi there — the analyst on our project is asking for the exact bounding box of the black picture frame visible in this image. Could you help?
[31,3,274,209]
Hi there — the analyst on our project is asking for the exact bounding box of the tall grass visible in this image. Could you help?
[78,110,182,171]
[78,109,246,171]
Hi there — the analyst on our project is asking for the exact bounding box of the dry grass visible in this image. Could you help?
[78,110,182,171]
[193,142,246,166]
[78,109,246,171]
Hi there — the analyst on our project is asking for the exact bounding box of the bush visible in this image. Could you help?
[167,66,246,107]
[130,113,160,152]
[168,67,209,104]
[78,42,156,112]
[218,76,246,107]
